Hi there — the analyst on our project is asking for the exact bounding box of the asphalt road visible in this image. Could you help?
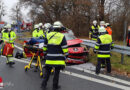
[0,45,130,90]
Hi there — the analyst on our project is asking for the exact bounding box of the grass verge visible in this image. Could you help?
[89,48,130,77]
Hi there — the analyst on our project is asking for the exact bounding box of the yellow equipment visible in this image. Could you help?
[24,46,43,77]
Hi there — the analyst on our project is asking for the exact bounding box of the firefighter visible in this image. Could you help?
[105,23,112,35]
[127,27,130,47]
[94,27,114,74]
[41,21,68,90]
[39,23,44,35]
[99,21,106,36]
[32,24,43,38]
[89,20,100,41]
[43,23,52,38]
[2,24,16,65]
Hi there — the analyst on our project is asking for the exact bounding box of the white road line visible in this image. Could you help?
[1,56,36,66]
[71,66,130,86]
[2,56,130,90]
[14,44,130,89]
[62,71,130,90]
[14,45,23,51]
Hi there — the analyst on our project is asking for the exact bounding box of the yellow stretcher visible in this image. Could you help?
[24,46,43,77]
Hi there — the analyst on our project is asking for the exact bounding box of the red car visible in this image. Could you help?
[63,33,89,64]
[17,32,89,64]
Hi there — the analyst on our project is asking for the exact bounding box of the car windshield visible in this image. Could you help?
[63,33,76,40]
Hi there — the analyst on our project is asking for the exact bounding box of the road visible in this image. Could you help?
[0,45,130,90]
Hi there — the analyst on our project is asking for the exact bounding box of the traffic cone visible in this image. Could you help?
[0,77,4,88]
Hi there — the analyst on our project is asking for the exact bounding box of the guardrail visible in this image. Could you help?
[82,39,130,64]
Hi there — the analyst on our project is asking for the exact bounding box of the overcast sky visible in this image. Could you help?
[2,0,19,23]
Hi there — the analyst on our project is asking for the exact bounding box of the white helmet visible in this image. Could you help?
[100,21,105,26]
[53,21,63,28]
[4,25,7,29]
[44,23,52,29]
[99,26,106,33]
[6,24,11,29]
[39,23,43,27]
[106,23,110,27]
[34,24,39,29]
[93,20,97,26]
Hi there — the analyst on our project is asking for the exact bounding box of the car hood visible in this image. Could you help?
[67,39,83,46]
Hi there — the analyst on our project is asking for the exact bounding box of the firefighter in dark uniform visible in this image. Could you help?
[94,27,114,74]
[89,20,100,41]
[127,27,130,47]
[41,21,68,90]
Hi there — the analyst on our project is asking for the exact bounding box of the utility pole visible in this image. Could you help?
[121,11,129,64]
[0,1,5,22]
[16,3,20,33]
[98,0,105,21]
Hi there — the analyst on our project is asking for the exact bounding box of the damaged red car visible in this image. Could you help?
[63,33,89,64]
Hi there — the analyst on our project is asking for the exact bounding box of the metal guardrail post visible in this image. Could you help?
[121,21,127,64]
[121,54,124,64]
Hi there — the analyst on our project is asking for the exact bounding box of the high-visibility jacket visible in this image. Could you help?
[89,25,100,41]
[2,30,16,43]
[43,31,68,67]
[94,34,114,58]
[32,29,44,38]
[105,27,112,35]
[1,29,5,38]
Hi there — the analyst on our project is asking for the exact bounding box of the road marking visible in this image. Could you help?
[14,44,130,89]
[62,71,130,90]
[15,45,130,86]
[1,56,130,90]
[1,56,36,66]
[14,45,23,51]
[71,66,130,86]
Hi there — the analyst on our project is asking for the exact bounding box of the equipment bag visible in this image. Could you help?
[2,43,14,56]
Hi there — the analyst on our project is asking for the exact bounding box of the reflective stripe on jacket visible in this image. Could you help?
[43,31,68,67]
[94,34,114,58]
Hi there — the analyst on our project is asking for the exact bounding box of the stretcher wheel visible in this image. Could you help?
[24,66,29,72]
[25,67,28,71]
[40,72,43,77]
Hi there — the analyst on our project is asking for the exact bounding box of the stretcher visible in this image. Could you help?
[24,45,44,77]
[23,38,54,77]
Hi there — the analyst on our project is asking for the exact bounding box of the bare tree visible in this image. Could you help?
[0,0,5,21]
[20,0,130,40]
[10,2,23,21]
